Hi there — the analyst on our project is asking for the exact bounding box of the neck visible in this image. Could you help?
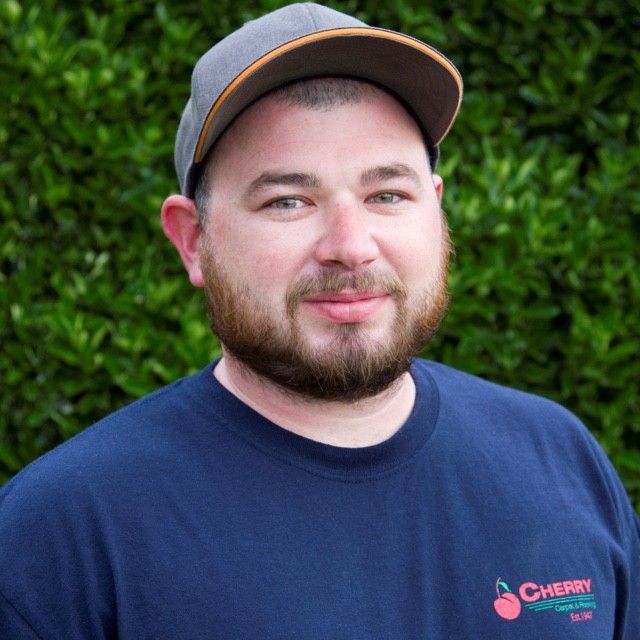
[213,354,416,448]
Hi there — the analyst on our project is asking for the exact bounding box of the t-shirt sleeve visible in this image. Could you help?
[0,455,117,639]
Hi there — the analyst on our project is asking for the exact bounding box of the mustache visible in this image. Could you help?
[286,270,407,310]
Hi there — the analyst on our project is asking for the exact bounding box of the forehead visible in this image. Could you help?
[209,83,427,173]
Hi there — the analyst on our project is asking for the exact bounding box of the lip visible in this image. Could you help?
[302,290,391,323]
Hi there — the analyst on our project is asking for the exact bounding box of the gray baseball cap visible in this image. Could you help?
[175,2,463,197]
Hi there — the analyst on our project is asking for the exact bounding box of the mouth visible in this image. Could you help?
[301,290,391,323]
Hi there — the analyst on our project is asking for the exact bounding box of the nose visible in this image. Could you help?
[313,201,380,270]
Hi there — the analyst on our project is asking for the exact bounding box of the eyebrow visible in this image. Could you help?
[242,163,425,202]
[360,163,425,190]
[243,172,321,202]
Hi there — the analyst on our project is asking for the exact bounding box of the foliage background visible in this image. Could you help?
[1,0,639,511]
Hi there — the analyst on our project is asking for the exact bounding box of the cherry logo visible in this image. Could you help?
[493,578,522,620]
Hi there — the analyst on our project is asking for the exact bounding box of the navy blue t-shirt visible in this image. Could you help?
[1,359,638,638]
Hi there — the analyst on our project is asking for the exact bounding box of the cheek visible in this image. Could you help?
[384,216,445,279]
[215,217,317,280]
[250,253,292,287]
[210,231,300,294]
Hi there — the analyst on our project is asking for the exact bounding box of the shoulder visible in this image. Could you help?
[412,358,599,460]
[411,358,618,497]
[0,361,246,635]
[0,363,224,514]
[413,358,638,534]
[413,358,581,427]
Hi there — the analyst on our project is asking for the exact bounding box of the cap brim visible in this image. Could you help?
[193,27,462,165]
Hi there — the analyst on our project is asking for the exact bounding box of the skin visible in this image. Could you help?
[162,86,448,447]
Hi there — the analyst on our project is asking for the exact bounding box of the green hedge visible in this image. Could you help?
[1,0,638,511]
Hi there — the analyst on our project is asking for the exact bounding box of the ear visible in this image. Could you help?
[161,195,205,288]
[432,173,444,202]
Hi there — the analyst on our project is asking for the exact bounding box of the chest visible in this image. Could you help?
[110,465,618,639]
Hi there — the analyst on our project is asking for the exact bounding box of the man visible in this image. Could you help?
[1,3,638,638]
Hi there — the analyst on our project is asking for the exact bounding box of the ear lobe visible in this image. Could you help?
[432,174,444,202]
[161,195,205,288]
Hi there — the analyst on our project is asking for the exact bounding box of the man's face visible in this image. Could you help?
[198,86,452,401]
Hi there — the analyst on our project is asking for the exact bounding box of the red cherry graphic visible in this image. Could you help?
[493,578,522,620]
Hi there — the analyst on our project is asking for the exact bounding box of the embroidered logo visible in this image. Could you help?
[493,576,596,622]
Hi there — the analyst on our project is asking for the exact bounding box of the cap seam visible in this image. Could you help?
[302,2,321,31]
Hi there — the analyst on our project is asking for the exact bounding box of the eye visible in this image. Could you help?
[267,197,307,210]
[368,192,403,204]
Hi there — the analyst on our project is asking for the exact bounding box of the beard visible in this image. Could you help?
[201,223,452,402]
